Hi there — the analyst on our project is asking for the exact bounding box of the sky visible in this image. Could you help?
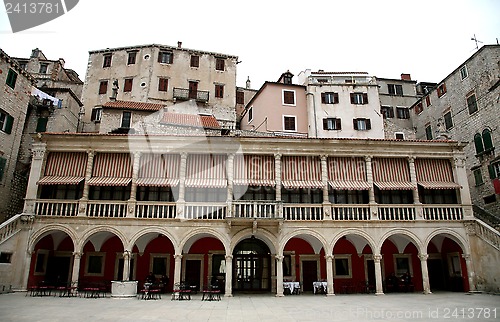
[0,0,499,89]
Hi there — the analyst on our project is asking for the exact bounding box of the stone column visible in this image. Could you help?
[122,251,131,281]
[71,252,82,287]
[408,157,423,219]
[227,153,234,217]
[127,152,141,218]
[365,156,378,219]
[177,153,187,219]
[321,155,331,219]
[274,154,282,218]
[453,156,473,218]
[462,254,477,292]
[275,255,284,297]
[325,255,335,295]
[173,254,183,286]
[374,254,384,295]
[419,253,431,294]
[79,150,95,216]
[224,255,233,297]
[23,143,46,214]
[22,250,34,291]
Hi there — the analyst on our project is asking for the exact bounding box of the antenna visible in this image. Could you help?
[471,34,483,50]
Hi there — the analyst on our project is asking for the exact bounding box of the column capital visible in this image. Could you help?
[274,153,282,160]
[180,152,188,159]
[72,252,83,258]
[320,155,328,162]
[418,253,429,261]
[275,255,284,262]
[133,151,141,159]
[225,255,233,261]
[31,147,46,160]
[86,149,94,157]
[461,253,471,261]
[123,250,132,260]
[373,254,383,262]
[174,254,183,260]
[364,155,373,162]
[227,153,235,160]
[325,255,333,261]
[453,156,466,168]
[407,156,415,163]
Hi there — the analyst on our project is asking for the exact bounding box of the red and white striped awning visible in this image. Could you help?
[282,156,323,189]
[186,154,227,188]
[37,152,87,185]
[233,155,275,186]
[415,158,460,189]
[137,154,180,186]
[327,157,369,190]
[88,153,132,186]
[373,158,414,190]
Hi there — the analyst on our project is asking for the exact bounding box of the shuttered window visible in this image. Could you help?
[321,92,339,104]
[158,78,168,92]
[99,81,108,95]
[323,118,342,130]
[0,110,14,134]
[124,78,133,92]
[350,92,368,104]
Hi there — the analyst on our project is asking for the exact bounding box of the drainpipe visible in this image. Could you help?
[306,91,317,137]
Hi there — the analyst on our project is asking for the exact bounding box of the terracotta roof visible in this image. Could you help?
[102,100,165,111]
[161,112,221,129]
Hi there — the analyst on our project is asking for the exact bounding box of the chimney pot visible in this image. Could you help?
[177,41,182,48]
[401,73,411,81]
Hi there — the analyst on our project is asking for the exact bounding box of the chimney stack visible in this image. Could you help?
[177,41,182,48]
[401,73,411,81]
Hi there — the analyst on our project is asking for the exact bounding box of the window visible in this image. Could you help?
[388,84,403,96]
[425,95,431,107]
[124,78,133,92]
[282,90,295,105]
[334,255,352,278]
[0,252,12,263]
[158,51,173,64]
[483,194,497,204]
[103,54,112,68]
[350,92,368,104]
[99,80,108,95]
[283,116,296,131]
[473,168,483,186]
[39,63,48,74]
[215,84,224,98]
[467,93,478,114]
[248,107,253,123]
[34,251,48,274]
[444,111,453,129]
[158,78,168,92]
[489,162,500,179]
[425,125,433,140]
[394,254,412,276]
[483,129,494,151]
[151,255,169,277]
[353,118,371,131]
[437,83,447,97]
[121,111,132,128]
[127,51,137,65]
[36,117,48,132]
[475,129,494,155]
[414,102,423,114]
[86,253,105,276]
[0,157,6,181]
[460,65,468,80]
[190,55,199,67]
[283,74,293,84]
[381,106,394,118]
[396,107,410,119]
[215,58,225,71]
[0,110,14,134]
[236,91,244,104]
[321,92,339,104]
[90,108,102,122]
[323,118,341,130]
[474,133,484,154]
[395,132,405,140]
[6,69,17,89]
[18,61,27,69]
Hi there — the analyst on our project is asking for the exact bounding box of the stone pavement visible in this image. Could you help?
[0,291,498,322]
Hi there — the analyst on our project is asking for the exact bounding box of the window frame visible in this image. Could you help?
[381,105,394,118]
[350,92,368,105]
[321,92,339,104]
[444,111,453,130]
[215,58,225,71]
[158,78,168,92]
[333,255,352,279]
[0,156,6,182]
[0,252,12,264]
[6,69,17,89]
[121,111,132,128]
[473,168,483,186]
[396,106,410,119]
[190,55,200,68]
[467,93,478,114]
[414,102,423,115]
[123,78,133,92]
[388,84,403,96]
[283,115,297,132]
[158,51,173,64]
[282,90,296,106]
[460,65,468,80]
[425,95,431,107]
[437,83,447,97]
[215,84,224,98]
[39,63,48,74]
[425,125,433,140]
[248,106,253,123]
[127,51,137,65]
[236,91,245,104]
[91,108,102,122]
[395,132,405,140]
[394,254,413,277]
[103,53,112,68]
[0,110,14,134]
[323,118,342,131]
[99,80,108,95]
[85,252,106,277]
[353,118,371,131]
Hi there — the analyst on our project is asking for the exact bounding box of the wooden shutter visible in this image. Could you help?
[157,52,162,63]
[350,93,355,104]
[474,133,484,154]
[366,119,371,130]
[323,119,328,130]
[99,81,108,94]
[36,117,48,133]
[321,93,326,104]
[91,109,97,121]
[363,93,368,104]
[353,119,358,130]
[4,114,14,134]
[334,93,339,104]
[335,118,342,130]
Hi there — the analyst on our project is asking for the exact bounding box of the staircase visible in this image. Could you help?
[473,205,500,231]
[0,214,23,245]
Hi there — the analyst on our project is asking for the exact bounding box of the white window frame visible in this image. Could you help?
[447,252,462,276]
[396,106,410,119]
[121,111,132,128]
[394,132,405,140]
[323,92,337,104]
[333,254,352,279]
[92,108,102,122]
[85,252,106,277]
[282,89,296,107]
[150,253,171,278]
[356,119,368,131]
[352,92,364,104]
[248,106,253,123]
[393,254,413,277]
[460,65,468,80]
[324,118,341,130]
[282,115,297,132]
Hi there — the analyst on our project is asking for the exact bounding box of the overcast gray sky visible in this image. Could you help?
[1,0,499,89]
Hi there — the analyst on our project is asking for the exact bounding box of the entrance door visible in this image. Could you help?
[233,238,271,292]
[428,259,445,291]
[188,81,198,99]
[366,259,376,292]
[302,260,318,292]
[185,260,201,291]
[45,256,71,285]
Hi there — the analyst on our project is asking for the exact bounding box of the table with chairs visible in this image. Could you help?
[313,281,327,294]
[171,282,191,301]
[283,281,301,295]
[201,283,221,301]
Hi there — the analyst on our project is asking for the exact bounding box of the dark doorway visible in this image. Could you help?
[188,81,198,99]
[302,260,318,292]
[428,259,445,291]
[45,256,71,285]
[185,260,201,291]
[366,259,376,292]
[233,238,271,292]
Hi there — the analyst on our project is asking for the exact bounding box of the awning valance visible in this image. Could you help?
[327,157,368,190]
[135,178,179,187]
[328,180,371,190]
[137,154,180,186]
[186,154,227,188]
[374,181,415,190]
[282,156,322,189]
[233,155,275,186]
[415,159,460,190]
[38,152,87,185]
[185,178,227,188]
[282,180,323,189]
[417,181,461,190]
[373,158,413,190]
[38,176,84,185]
[86,177,132,186]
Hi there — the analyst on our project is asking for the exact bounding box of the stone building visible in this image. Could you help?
[81,43,238,132]
[410,45,500,219]
[0,49,36,222]
[297,70,384,139]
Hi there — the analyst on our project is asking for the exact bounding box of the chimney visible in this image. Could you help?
[246,76,251,89]
[58,58,65,67]
[401,73,411,81]
[177,41,182,48]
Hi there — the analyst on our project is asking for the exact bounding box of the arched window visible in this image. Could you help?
[474,133,484,154]
[482,129,494,151]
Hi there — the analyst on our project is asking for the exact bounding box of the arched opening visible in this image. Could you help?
[427,235,469,292]
[233,238,271,293]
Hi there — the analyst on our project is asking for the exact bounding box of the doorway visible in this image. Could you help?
[233,238,271,292]
[188,81,198,99]
[301,260,318,292]
[185,260,202,291]
[45,255,71,284]
[428,258,445,291]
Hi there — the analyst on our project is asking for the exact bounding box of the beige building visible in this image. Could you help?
[410,45,500,220]
[81,43,238,132]
[297,70,384,139]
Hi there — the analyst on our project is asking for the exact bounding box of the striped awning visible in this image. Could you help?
[38,152,87,185]
[88,153,132,186]
[373,158,414,190]
[137,154,180,186]
[186,154,227,188]
[282,156,323,189]
[327,157,369,190]
[233,155,275,186]
[415,158,460,189]
[37,176,84,185]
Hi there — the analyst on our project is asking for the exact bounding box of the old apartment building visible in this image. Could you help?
[81,43,238,133]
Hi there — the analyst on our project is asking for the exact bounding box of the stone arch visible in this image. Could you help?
[28,224,77,252]
[77,225,128,252]
[180,228,231,255]
[230,228,278,255]
[280,228,329,255]
[424,228,469,255]
[127,227,179,253]
[377,228,425,254]
[331,229,377,255]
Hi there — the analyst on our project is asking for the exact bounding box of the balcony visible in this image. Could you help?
[173,87,209,103]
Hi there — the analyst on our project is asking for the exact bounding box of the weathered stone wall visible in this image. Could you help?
[468,232,500,293]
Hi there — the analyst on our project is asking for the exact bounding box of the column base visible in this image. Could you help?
[326,293,336,296]
[275,293,284,297]
[224,293,233,297]
[375,292,385,296]
[423,290,432,295]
